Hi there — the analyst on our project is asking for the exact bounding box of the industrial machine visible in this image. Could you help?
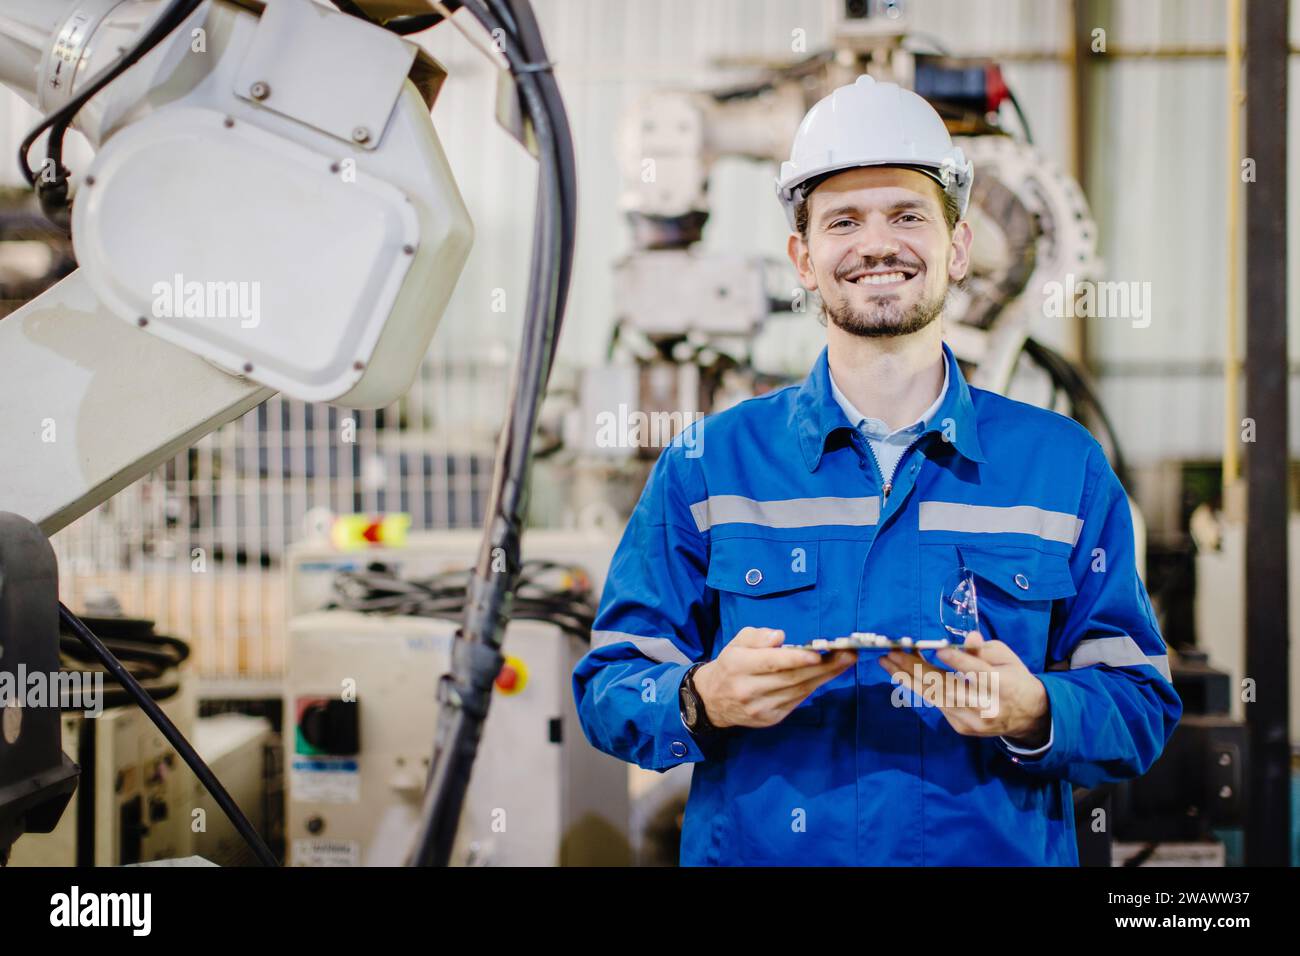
[191,713,278,867]
[1108,650,1247,866]
[0,513,79,865]
[0,0,472,532]
[287,529,619,619]
[1196,515,1300,745]
[6,683,197,866]
[284,528,630,865]
[7,612,198,867]
[0,0,575,867]
[285,611,628,865]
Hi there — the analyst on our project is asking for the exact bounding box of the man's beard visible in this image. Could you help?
[825,283,948,338]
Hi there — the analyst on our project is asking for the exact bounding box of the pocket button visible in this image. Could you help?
[1014,573,1030,590]
[745,568,763,586]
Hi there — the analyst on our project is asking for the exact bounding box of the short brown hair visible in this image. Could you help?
[794,173,960,242]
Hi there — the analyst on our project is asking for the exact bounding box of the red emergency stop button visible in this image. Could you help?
[495,655,528,695]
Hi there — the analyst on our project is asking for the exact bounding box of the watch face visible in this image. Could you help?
[682,689,699,727]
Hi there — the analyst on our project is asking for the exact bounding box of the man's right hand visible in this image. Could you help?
[693,627,856,729]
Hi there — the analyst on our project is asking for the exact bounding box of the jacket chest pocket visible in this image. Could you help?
[705,537,820,651]
[923,543,1076,671]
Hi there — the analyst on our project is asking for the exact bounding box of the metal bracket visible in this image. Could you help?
[233,0,417,149]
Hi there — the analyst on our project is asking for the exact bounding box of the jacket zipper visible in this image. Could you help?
[859,431,926,502]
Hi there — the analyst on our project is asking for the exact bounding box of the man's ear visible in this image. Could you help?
[947,220,973,282]
[787,233,819,292]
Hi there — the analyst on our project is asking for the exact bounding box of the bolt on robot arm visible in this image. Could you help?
[0,0,473,534]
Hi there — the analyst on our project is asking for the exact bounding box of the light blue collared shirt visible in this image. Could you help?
[827,356,949,489]
[827,352,1053,757]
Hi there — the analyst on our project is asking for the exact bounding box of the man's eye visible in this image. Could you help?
[829,219,855,229]
[897,213,923,223]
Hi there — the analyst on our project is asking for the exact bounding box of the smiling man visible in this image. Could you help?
[573,75,1181,866]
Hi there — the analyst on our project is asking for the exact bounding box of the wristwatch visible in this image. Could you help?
[679,662,720,739]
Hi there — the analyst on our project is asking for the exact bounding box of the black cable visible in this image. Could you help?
[316,0,576,869]
[1021,337,1130,489]
[1005,87,1035,145]
[483,0,519,32]
[58,603,279,867]
[61,635,187,670]
[63,682,181,712]
[409,0,574,867]
[505,0,577,361]
[330,560,597,639]
[18,0,204,227]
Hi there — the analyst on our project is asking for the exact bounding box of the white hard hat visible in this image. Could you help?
[776,74,974,231]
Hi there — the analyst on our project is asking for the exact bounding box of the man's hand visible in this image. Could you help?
[694,627,856,729]
[879,631,1051,747]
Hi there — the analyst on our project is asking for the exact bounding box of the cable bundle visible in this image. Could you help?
[328,0,577,866]
[329,559,596,641]
[58,615,190,709]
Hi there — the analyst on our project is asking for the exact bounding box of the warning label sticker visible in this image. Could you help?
[292,839,360,867]
[290,757,360,804]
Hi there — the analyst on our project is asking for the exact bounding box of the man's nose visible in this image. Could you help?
[853,215,900,260]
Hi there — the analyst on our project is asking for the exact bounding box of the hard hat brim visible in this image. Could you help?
[778,159,970,231]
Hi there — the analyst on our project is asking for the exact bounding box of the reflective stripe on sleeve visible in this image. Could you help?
[591,630,693,666]
[1070,635,1172,682]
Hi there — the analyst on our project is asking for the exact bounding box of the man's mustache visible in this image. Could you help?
[835,256,924,280]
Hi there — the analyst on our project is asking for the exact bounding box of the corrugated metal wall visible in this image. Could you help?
[0,0,1292,681]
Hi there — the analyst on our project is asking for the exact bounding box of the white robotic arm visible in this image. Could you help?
[0,0,472,533]
[0,0,574,869]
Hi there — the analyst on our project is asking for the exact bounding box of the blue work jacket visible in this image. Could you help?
[573,343,1182,865]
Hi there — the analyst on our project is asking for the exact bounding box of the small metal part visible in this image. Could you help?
[249,81,270,101]
[352,127,371,145]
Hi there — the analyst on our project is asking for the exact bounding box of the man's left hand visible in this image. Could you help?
[879,631,1050,748]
